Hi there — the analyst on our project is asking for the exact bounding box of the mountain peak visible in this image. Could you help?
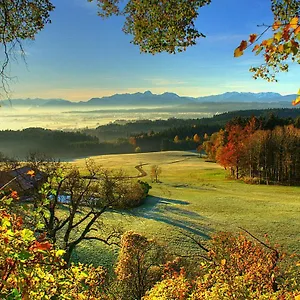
[144,90,153,95]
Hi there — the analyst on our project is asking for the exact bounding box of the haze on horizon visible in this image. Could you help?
[4,0,300,102]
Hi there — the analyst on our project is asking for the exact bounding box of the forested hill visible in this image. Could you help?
[213,108,300,121]
[83,108,300,142]
[0,108,299,159]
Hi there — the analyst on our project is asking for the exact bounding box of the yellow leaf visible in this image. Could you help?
[221,259,226,266]
[290,17,299,30]
[234,47,243,57]
[274,31,282,41]
[295,295,300,300]
[56,249,65,257]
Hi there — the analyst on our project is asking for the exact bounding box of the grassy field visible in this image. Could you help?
[73,151,300,266]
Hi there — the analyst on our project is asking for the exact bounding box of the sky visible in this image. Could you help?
[3,0,300,101]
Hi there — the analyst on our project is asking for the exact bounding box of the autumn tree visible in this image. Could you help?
[216,124,245,179]
[115,231,165,300]
[193,133,201,143]
[209,117,300,184]
[174,135,180,143]
[144,232,300,300]
[202,130,225,161]
[190,232,300,299]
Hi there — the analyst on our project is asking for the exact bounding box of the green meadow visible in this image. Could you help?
[72,151,300,267]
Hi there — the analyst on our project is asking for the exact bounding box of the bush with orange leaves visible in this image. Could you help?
[144,232,300,300]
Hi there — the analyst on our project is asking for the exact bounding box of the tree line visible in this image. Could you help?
[203,116,300,185]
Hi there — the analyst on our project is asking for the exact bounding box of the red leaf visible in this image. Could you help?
[249,34,257,44]
[30,241,52,251]
[239,40,248,51]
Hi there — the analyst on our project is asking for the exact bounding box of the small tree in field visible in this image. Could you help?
[135,146,141,153]
[150,165,162,183]
[174,135,180,143]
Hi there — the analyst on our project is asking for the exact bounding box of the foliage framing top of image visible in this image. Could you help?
[0,0,54,92]
[0,0,299,103]
[91,0,211,54]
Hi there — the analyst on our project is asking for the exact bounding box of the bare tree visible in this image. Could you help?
[34,160,146,264]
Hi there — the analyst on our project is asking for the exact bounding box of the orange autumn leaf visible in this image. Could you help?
[261,40,268,46]
[10,190,18,199]
[273,20,281,30]
[295,26,300,35]
[234,47,243,57]
[16,216,23,227]
[30,241,52,251]
[27,170,35,177]
[234,40,247,57]
[249,34,257,43]
[284,23,291,33]
[252,44,260,52]
[277,44,284,52]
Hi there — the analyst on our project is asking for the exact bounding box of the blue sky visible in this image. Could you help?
[6,0,300,101]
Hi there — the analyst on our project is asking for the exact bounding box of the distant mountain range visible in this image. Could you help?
[1,91,297,109]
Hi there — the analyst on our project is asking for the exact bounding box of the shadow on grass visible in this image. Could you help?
[119,196,212,239]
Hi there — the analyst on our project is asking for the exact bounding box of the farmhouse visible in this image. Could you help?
[0,166,46,196]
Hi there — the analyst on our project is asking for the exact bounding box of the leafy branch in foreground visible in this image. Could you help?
[234,0,299,104]
[90,0,211,54]
[0,196,107,299]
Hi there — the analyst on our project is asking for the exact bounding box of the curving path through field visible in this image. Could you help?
[127,163,148,179]
[82,155,194,180]
[131,156,194,179]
